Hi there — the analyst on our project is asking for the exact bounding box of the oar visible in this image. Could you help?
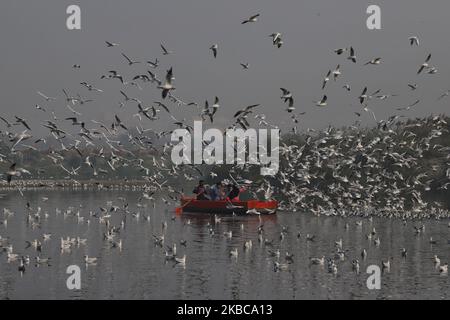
[175,197,195,214]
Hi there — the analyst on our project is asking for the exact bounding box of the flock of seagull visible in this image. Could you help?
[0,11,449,289]
[0,195,448,285]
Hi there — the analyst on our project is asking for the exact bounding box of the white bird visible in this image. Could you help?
[314,95,328,107]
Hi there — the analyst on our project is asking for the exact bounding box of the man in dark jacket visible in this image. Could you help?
[193,180,209,200]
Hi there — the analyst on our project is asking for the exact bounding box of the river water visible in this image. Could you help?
[0,190,448,299]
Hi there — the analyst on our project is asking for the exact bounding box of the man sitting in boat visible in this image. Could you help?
[193,180,209,200]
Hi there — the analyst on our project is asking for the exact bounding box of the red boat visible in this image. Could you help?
[179,197,278,215]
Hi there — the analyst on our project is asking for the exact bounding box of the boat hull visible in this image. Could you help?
[180,197,278,215]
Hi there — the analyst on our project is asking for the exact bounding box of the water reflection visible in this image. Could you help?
[0,190,448,299]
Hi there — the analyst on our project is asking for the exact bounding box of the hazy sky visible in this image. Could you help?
[1,0,449,138]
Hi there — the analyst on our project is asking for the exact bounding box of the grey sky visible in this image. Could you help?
[1,0,449,138]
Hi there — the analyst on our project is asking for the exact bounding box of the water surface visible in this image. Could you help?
[0,190,449,299]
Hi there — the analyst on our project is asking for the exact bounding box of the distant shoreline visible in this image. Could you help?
[0,179,153,190]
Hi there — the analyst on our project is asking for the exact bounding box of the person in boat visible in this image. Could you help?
[193,180,209,200]
[227,184,241,201]
[219,183,227,200]
[209,181,222,201]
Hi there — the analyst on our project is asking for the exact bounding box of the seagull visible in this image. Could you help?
[160,43,173,55]
[105,41,119,47]
[314,95,328,107]
[364,57,382,66]
[408,36,419,46]
[229,248,238,258]
[211,96,220,115]
[417,53,432,74]
[334,48,347,55]
[347,46,356,63]
[157,67,175,99]
[358,87,368,104]
[147,58,159,68]
[269,33,283,48]
[15,116,31,130]
[242,13,260,24]
[63,89,77,105]
[210,44,218,58]
[121,53,141,66]
[37,91,56,102]
[280,88,294,107]
[175,255,186,265]
[408,83,418,91]
[35,105,46,112]
[332,65,341,81]
[6,163,21,183]
[240,63,249,70]
[0,116,13,128]
[80,82,103,92]
[322,70,331,89]
[396,99,420,111]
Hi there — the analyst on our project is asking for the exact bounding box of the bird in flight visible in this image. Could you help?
[242,13,260,24]
[158,67,175,99]
[160,43,173,55]
[210,44,218,58]
[408,36,419,46]
[105,41,119,47]
[364,57,382,66]
[347,47,356,63]
[37,91,56,102]
[314,95,328,107]
[121,53,141,66]
[417,54,432,74]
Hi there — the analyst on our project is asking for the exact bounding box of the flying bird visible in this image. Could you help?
[269,33,283,48]
[15,116,31,130]
[242,13,260,24]
[105,41,119,47]
[334,48,347,55]
[240,63,249,70]
[121,53,141,66]
[210,44,218,58]
[408,36,419,46]
[160,43,173,55]
[157,68,175,99]
[280,88,294,107]
[322,70,332,89]
[364,57,382,66]
[417,54,432,74]
[314,95,328,107]
[347,47,356,63]
[37,91,56,102]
